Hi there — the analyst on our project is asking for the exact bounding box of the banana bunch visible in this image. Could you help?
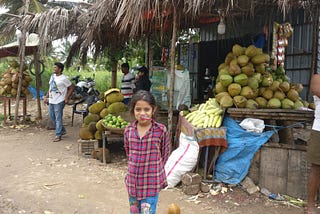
[185,98,225,128]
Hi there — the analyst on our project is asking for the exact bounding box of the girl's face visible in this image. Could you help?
[134,100,154,125]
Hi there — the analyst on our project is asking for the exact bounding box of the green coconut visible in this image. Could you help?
[219,74,233,87]
[241,63,255,76]
[229,64,241,76]
[220,95,234,108]
[262,88,274,100]
[252,73,262,83]
[215,92,230,103]
[234,73,248,86]
[232,44,244,56]
[273,90,286,100]
[281,98,294,109]
[218,63,227,71]
[261,75,273,87]
[267,98,281,109]
[233,95,247,108]
[290,83,303,93]
[279,82,290,93]
[225,52,236,65]
[237,55,249,67]
[246,99,258,109]
[247,77,259,90]
[240,86,255,99]
[269,80,280,91]
[228,83,242,97]
[215,82,227,94]
[287,89,300,102]
[255,97,268,108]
[230,58,238,67]
[255,64,266,74]
[294,100,304,109]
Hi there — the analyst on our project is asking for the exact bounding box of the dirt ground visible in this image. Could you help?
[0,98,314,214]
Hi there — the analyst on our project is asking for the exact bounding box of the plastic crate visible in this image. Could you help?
[78,139,98,157]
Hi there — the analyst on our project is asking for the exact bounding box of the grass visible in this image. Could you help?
[29,69,123,94]
[0,113,4,122]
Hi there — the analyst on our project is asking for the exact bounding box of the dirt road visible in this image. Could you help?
[0,99,308,213]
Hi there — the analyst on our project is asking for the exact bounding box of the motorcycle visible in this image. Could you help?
[70,75,100,102]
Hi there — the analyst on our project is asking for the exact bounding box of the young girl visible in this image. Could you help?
[123,90,170,214]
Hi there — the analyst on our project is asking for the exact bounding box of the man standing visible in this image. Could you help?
[120,62,135,105]
[44,62,74,142]
[307,73,320,213]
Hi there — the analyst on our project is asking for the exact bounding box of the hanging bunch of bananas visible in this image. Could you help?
[185,98,225,128]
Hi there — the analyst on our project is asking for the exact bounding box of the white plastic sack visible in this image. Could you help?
[165,132,199,188]
[239,118,265,133]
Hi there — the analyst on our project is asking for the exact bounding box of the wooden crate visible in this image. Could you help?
[78,139,99,156]
[253,142,310,199]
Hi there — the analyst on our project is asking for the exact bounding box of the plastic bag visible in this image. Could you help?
[239,118,265,133]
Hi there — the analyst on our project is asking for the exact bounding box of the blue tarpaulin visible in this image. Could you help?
[214,117,275,184]
[28,86,45,100]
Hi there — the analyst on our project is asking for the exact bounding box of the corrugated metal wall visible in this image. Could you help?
[199,10,317,101]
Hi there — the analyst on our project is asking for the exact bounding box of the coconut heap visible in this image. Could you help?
[79,88,128,140]
[214,44,308,109]
[0,60,32,97]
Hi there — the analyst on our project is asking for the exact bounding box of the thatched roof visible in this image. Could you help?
[113,0,320,37]
[0,0,319,65]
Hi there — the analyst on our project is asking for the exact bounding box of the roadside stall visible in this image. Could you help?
[207,28,315,199]
[0,33,41,123]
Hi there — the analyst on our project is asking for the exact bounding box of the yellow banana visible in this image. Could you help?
[215,115,223,127]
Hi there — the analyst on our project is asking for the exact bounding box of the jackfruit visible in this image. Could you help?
[107,102,127,114]
[96,119,104,131]
[79,127,94,140]
[88,122,97,133]
[88,102,105,114]
[99,108,109,118]
[95,130,102,140]
[84,113,100,125]
[106,91,124,104]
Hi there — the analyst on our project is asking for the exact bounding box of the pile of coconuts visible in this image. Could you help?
[214,44,309,110]
[0,60,32,97]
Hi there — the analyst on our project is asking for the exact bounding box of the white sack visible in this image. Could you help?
[165,132,199,188]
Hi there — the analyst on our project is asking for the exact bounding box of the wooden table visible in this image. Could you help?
[1,96,27,123]
[101,125,124,164]
[227,108,314,144]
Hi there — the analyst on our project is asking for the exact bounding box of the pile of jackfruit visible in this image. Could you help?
[0,60,32,97]
[79,88,128,140]
[214,44,310,109]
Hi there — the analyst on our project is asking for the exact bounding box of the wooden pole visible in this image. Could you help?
[168,4,177,150]
[111,53,117,88]
[34,50,42,119]
[14,0,30,125]
[308,4,320,102]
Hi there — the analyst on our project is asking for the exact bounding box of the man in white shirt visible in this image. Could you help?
[120,63,135,105]
[44,62,74,142]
